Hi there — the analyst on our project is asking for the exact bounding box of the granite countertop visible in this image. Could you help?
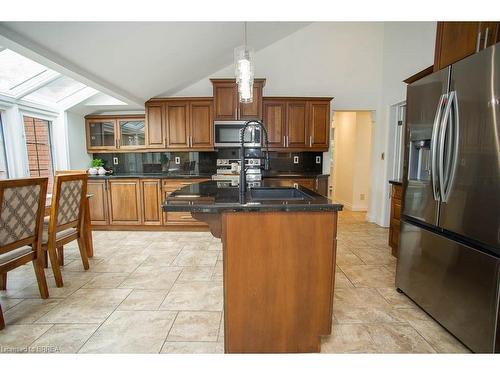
[389,179,403,185]
[263,172,330,178]
[88,172,213,179]
[162,180,343,213]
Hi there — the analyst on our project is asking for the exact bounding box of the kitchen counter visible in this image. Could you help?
[88,172,212,179]
[162,180,342,214]
[263,172,329,178]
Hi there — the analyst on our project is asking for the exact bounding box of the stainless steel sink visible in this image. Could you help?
[249,187,312,201]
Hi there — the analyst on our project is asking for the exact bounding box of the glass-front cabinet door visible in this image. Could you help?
[87,119,117,150]
[118,119,145,148]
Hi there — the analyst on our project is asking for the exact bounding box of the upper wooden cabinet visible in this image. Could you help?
[211,79,266,121]
[85,115,145,152]
[262,97,332,151]
[145,98,214,151]
[434,21,500,71]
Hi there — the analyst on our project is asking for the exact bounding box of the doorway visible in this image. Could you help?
[331,111,373,212]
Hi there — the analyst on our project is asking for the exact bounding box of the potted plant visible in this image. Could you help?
[89,158,105,175]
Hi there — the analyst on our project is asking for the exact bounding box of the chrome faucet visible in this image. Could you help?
[239,120,270,196]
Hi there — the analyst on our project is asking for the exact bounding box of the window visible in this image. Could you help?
[0,48,49,95]
[0,114,8,179]
[23,116,54,192]
[23,76,86,105]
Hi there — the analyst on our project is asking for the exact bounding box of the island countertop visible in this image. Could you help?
[162,180,343,213]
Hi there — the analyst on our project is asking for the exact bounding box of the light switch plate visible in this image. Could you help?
[113,157,118,165]
[316,156,321,164]
[293,156,299,164]
[175,157,181,165]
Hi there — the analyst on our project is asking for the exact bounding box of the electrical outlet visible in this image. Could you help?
[113,157,118,165]
[360,194,365,201]
[175,157,181,165]
[316,156,321,164]
[293,156,299,164]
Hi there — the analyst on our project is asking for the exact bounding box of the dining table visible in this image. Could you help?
[45,193,94,259]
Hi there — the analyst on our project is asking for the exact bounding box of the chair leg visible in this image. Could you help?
[0,273,6,290]
[0,304,5,330]
[32,260,49,299]
[57,246,64,266]
[77,236,90,270]
[48,245,64,287]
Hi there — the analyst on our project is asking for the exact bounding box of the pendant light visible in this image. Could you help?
[234,22,254,103]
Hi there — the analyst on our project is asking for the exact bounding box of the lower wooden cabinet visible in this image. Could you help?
[388,182,402,257]
[141,179,162,225]
[88,180,109,225]
[162,179,209,226]
[107,179,142,225]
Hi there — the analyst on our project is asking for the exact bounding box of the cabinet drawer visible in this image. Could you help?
[166,211,198,224]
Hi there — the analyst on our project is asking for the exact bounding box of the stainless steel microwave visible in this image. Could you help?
[214,121,262,148]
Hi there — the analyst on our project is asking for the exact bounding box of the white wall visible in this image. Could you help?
[66,110,91,169]
[174,21,436,226]
[333,111,372,211]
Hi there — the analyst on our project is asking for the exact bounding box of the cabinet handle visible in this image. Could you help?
[283,136,286,147]
[484,27,489,49]
[309,135,312,147]
[286,136,289,147]
[476,31,482,52]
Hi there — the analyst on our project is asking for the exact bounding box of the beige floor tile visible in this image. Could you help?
[91,254,148,273]
[117,290,168,311]
[376,288,416,308]
[321,324,377,353]
[0,324,53,351]
[408,319,470,353]
[172,249,219,267]
[0,297,24,311]
[350,247,396,266]
[141,253,178,267]
[341,264,395,288]
[79,310,177,353]
[4,299,61,325]
[211,260,223,282]
[161,341,224,354]
[178,267,214,282]
[366,323,436,353]
[82,273,129,289]
[334,267,354,289]
[119,266,182,290]
[160,281,223,311]
[167,311,221,342]
[37,288,131,324]
[335,249,364,268]
[29,323,99,353]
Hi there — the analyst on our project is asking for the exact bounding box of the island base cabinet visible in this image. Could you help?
[222,211,337,353]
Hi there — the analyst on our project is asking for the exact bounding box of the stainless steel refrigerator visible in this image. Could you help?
[396,42,500,353]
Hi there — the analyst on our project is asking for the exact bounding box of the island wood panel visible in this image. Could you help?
[162,179,209,226]
[87,180,108,225]
[212,81,238,120]
[165,101,190,148]
[141,179,162,225]
[389,183,402,257]
[263,100,286,148]
[286,101,308,148]
[145,103,164,148]
[190,100,213,148]
[107,179,142,225]
[308,101,330,149]
[222,211,337,353]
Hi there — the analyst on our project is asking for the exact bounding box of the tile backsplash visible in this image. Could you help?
[93,150,323,175]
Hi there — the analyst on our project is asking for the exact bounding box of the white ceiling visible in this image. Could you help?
[0,22,309,108]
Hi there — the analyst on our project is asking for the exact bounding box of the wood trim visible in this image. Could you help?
[403,65,434,84]
[146,97,213,103]
[91,224,210,231]
[264,96,333,101]
[85,114,145,120]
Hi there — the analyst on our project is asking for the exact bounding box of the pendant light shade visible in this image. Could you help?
[234,22,254,103]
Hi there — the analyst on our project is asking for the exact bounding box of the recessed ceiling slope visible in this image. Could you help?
[0,22,309,103]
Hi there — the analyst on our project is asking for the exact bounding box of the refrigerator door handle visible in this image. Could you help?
[440,91,460,203]
[431,93,447,201]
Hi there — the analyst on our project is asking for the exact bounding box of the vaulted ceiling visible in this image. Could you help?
[0,22,309,108]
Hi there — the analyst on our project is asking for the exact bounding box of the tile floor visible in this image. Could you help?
[0,211,470,354]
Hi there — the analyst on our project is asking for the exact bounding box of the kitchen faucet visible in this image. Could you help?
[239,120,270,196]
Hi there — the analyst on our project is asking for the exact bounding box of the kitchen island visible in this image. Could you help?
[163,180,342,353]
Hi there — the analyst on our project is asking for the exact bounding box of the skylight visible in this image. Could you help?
[23,76,87,104]
[0,48,51,94]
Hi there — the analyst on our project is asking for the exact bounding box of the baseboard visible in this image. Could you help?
[333,197,368,212]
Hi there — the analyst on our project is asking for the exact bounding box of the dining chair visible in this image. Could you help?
[0,177,49,330]
[43,173,88,287]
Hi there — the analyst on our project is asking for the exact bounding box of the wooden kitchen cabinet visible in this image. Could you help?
[141,179,162,225]
[162,179,209,226]
[434,21,500,71]
[85,115,145,152]
[145,98,214,151]
[88,180,108,225]
[107,179,142,225]
[263,97,332,151]
[388,181,402,257]
[211,79,266,121]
